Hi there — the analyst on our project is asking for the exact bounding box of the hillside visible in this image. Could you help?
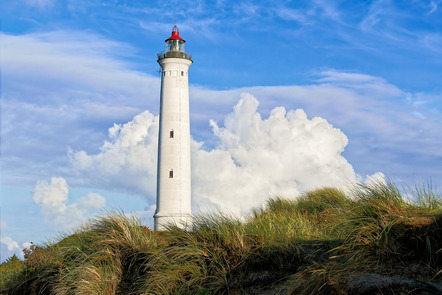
[1,181,441,294]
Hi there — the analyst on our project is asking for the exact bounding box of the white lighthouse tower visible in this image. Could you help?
[154,25,193,230]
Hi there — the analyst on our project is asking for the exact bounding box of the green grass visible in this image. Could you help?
[1,180,441,294]
[0,255,24,289]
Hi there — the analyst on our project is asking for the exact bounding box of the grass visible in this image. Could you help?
[1,180,441,294]
[0,255,23,289]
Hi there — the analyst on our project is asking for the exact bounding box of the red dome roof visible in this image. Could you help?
[165,25,185,42]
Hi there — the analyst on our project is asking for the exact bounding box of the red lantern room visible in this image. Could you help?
[158,25,192,61]
[166,25,185,51]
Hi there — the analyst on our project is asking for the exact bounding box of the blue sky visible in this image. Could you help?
[1,0,441,260]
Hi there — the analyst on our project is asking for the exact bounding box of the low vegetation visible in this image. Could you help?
[1,181,441,294]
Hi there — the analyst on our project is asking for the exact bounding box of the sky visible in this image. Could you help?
[1,0,441,261]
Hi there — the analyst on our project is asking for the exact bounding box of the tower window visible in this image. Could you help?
[181,71,184,76]
[169,169,174,178]
[169,130,174,138]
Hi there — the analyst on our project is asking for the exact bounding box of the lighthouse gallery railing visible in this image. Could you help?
[157,51,193,61]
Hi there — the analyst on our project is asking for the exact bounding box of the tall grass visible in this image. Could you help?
[287,181,442,294]
[1,180,440,295]
[53,212,158,294]
[0,255,23,289]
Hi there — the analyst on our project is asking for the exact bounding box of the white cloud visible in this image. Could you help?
[204,72,441,183]
[312,0,342,22]
[428,0,441,15]
[32,177,106,227]
[275,7,309,24]
[192,93,355,214]
[1,31,159,185]
[317,70,387,84]
[420,33,442,53]
[22,241,32,249]
[1,236,20,251]
[68,111,159,196]
[33,177,69,215]
[364,172,386,186]
[1,31,157,106]
[70,93,356,216]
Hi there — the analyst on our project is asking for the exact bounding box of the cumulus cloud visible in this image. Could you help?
[191,70,441,184]
[1,236,20,251]
[69,111,159,196]
[70,93,356,216]
[193,93,355,214]
[364,172,386,187]
[32,177,106,227]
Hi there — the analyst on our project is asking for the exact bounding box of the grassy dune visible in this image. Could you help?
[1,181,441,294]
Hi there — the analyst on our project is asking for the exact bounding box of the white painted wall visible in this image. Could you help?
[154,57,193,230]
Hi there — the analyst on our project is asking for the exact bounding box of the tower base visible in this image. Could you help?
[154,213,193,231]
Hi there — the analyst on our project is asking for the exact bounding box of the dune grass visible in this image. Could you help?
[1,180,441,294]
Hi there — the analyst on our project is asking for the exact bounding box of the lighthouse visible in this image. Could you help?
[154,25,193,230]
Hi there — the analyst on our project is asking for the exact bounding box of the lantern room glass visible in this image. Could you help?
[167,40,184,52]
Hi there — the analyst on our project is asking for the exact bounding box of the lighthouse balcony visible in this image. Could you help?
[158,51,192,61]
